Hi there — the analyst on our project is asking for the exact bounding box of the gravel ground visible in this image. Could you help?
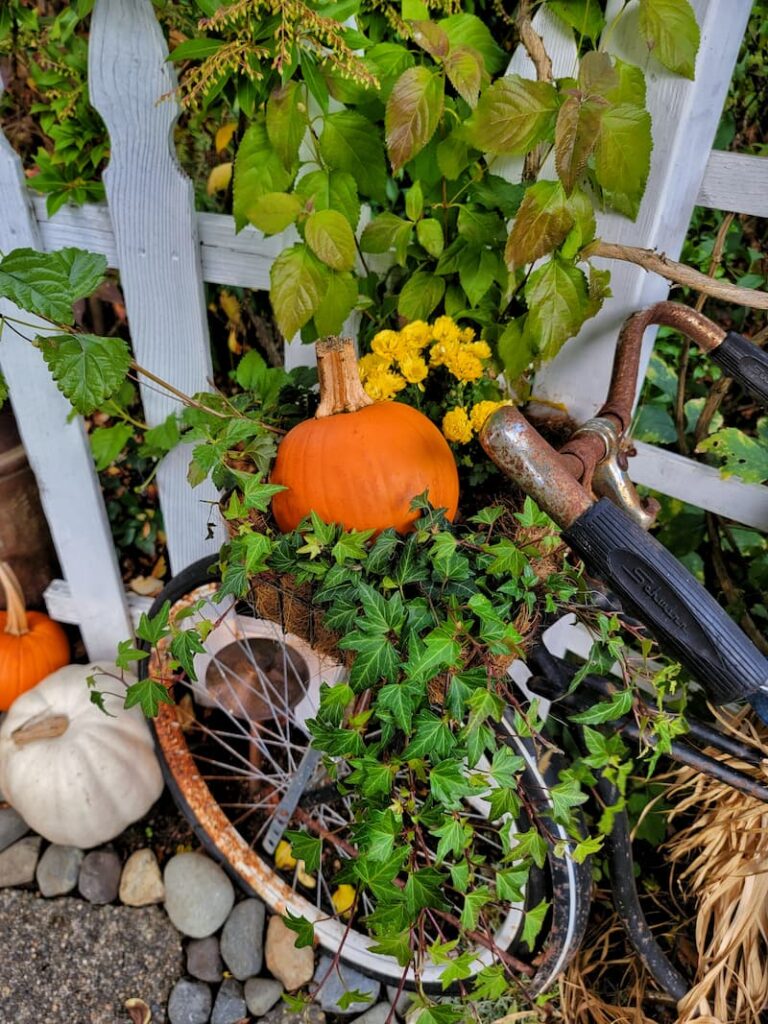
[0,889,183,1023]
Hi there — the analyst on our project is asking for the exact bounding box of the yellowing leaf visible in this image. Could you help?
[215,122,237,152]
[207,162,232,196]
[332,884,357,916]
[275,840,297,870]
[466,76,559,155]
[638,0,700,79]
[594,103,652,219]
[233,120,296,231]
[266,81,307,170]
[504,180,573,270]
[220,290,242,327]
[385,66,444,173]
[297,861,316,888]
[269,243,328,339]
[305,209,356,272]
[248,192,302,235]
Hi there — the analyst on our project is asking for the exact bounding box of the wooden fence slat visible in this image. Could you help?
[697,149,768,218]
[533,0,753,424]
[89,0,224,574]
[0,111,132,658]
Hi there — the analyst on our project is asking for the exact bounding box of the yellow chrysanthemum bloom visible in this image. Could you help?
[364,370,407,402]
[331,884,357,917]
[442,407,473,444]
[470,400,508,433]
[358,352,391,381]
[429,338,461,368]
[400,320,431,350]
[399,355,429,385]
[431,315,461,344]
[446,349,484,383]
[371,329,402,359]
[460,327,476,344]
[468,340,492,361]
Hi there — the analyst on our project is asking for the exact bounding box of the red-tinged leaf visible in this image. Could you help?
[554,93,606,194]
[504,180,573,270]
[577,51,619,97]
[385,66,444,173]
[411,20,449,58]
[444,46,483,108]
[465,76,559,155]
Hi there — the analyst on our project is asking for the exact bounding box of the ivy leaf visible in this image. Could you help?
[444,46,484,108]
[489,747,525,788]
[432,817,472,862]
[269,244,328,339]
[170,628,206,680]
[339,632,399,691]
[0,247,107,324]
[331,529,375,564]
[570,688,634,724]
[404,867,449,915]
[594,104,652,219]
[368,931,412,967]
[124,677,174,718]
[282,911,315,948]
[38,333,131,414]
[554,93,606,195]
[266,81,306,170]
[466,76,559,156]
[248,192,303,236]
[405,624,461,684]
[638,0,700,79]
[90,422,132,471]
[472,964,510,1001]
[402,709,456,760]
[524,258,590,363]
[697,424,768,484]
[429,759,476,808]
[397,272,445,322]
[294,169,360,230]
[496,865,529,902]
[135,601,170,645]
[319,111,388,203]
[504,181,573,270]
[285,830,322,872]
[305,210,356,272]
[233,120,296,231]
[336,992,373,1012]
[376,682,419,733]
[385,66,444,173]
[115,638,149,671]
[484,537,528,577]
[520,898,550,951]
[460,885,492,930]
[549,777,589,823]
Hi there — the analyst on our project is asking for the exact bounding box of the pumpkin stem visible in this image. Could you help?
[315,337,374,417]
[12,712,70,746]
[0,561,28,637]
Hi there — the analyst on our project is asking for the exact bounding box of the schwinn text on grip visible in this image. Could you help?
[564,498,768,705]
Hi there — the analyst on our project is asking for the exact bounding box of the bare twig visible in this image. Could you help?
[516,0,552,82]
[592,241,768,309]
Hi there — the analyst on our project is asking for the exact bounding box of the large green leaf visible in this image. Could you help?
[266,81,306,170]
[548,0,605,40]
[233,120,296,231]
[269,243,328,339]
[458,247,497,307]
[314,272,357,335]
[305,210,356,272]
[697,423,768,484]
[247,192,302,235]
[90,422,132,470]
[0,248,107,324]
[385,66,444,173]
[504,181,573,270]
[397,272,445,321]
[524,258,590,362]
[441,13,506,75]
[638,0,700,79]
[594,103,652,219]
[295,169,360,229]
[319,111,388,203]
[38,333,131,414]
[466,76,559,156]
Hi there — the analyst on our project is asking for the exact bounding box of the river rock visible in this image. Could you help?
[0,836,41,887]
[36,844,83,897]
[351,1003,395,1024]
[119,848,165,906]
[163,852,235,938]
[186,935,224,983]
[244,977,283,1016]
[78,849,121,904]
[0,807,28,852]
[265,914,315,990]
[312,956,381,1014]
[386,986,413,1019]
[211,978,246,1024]
[220,897,265,979]
[167,978,212,1024]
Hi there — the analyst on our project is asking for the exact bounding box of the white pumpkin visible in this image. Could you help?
[0,663,164,848]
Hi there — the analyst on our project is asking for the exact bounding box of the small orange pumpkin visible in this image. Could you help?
[271,337,459,534]
[0,561,69,711]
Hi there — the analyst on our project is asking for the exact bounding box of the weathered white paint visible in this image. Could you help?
[44,577,152,630]
[0,98,132,657]
[533,0,754,424]
[697,149,768,218]
[89,0,224,574]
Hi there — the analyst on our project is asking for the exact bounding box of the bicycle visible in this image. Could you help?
[139,300,768,1004]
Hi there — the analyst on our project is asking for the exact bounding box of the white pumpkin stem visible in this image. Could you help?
[0,561,28,637]
[315,337,374,417]
[12,712,70,746]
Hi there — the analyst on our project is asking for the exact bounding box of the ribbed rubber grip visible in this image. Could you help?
[564,498,768,704]
[711,332,768,408]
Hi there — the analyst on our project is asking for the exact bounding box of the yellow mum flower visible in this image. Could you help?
[446,349,484,383]
[470,400,508,432]
[358,352,391,381]
[431,315,461,345]
[364,370,407,402]
[332,884,357,917]
[399,355,429,385]
[429,338,461,368]
[371,330,402,358]
[400,320,431,350]
[442,407,473,444]
[468,340,492,361]
[460,327,476,343]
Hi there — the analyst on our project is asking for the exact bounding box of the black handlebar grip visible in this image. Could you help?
[710,332,768,409]
[563,498,768,705]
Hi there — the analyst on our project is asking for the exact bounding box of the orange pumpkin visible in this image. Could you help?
[0,561,69,711]
[271,337,459,534]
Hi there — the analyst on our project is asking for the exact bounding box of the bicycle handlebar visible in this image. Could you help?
[710,331,768,408]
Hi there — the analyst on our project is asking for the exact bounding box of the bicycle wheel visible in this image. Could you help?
[142,555,589,993]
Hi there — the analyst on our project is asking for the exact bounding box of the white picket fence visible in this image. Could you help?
[0,0,764,660]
